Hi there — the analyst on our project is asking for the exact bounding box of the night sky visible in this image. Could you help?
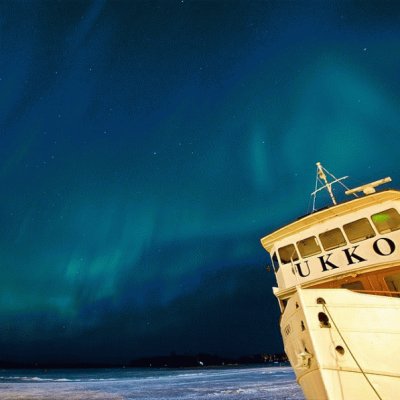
[1,0,400,364]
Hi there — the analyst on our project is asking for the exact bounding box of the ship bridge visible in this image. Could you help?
[261,190,400,299]
[260,164,400,400]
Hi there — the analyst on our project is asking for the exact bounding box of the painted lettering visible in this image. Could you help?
[295,261,311,277]
[373,237,396,256]
[318,253,340,272]
[282,236,399,282]
[342,245,366,265]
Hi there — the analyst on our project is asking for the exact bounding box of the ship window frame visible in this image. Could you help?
[296,236,321,258]
[319,228,347,251]
[271,252,280,272]
[371,208,400,234]
[343,217,376,244]
[278,244,299,265]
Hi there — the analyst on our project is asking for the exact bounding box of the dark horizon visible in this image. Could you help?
[1,0,400,365]
[0,352,288,369]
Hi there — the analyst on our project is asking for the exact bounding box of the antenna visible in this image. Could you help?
[311,162,351,212]
[345,177,392,196]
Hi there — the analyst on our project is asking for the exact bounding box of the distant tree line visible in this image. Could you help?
[129,352,288,368]
[0,353,288,369]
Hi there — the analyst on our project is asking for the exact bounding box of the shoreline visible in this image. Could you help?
[0,353,288,370]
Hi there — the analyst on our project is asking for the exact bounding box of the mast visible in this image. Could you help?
[316,162,337,205]
[311,162,350,212]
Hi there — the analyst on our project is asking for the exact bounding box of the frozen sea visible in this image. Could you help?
[0,365,304,399]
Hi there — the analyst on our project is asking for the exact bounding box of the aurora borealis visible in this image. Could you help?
[1,1,400,364]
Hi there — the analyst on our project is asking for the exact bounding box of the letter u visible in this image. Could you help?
[295,261,311,277]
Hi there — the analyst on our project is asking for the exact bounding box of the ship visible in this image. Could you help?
[260,162,400,400]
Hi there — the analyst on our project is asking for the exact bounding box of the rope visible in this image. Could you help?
[322,166,354,194]
[321,302,383,400]
[311,168,320,212]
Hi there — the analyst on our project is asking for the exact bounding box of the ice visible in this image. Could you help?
[0,366,304,399]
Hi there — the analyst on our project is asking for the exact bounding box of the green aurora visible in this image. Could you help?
[1,0,400,363]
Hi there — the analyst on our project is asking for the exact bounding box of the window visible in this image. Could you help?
[271,252,280,272]
[371,208,400,234]
[278,244,299,264]
[319,228,347,251]
[296,236,321,258]
[343,218,375,243]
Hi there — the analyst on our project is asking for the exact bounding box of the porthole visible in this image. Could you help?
[318,312,331,328]
[335,345,345,355]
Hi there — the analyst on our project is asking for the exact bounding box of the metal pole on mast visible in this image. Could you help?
[316,162,337,205]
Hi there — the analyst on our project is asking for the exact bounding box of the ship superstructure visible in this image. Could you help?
[261,163,400,400]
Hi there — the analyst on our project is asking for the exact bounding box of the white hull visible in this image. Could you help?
[281,288,400,400]
[260,169,400,398]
